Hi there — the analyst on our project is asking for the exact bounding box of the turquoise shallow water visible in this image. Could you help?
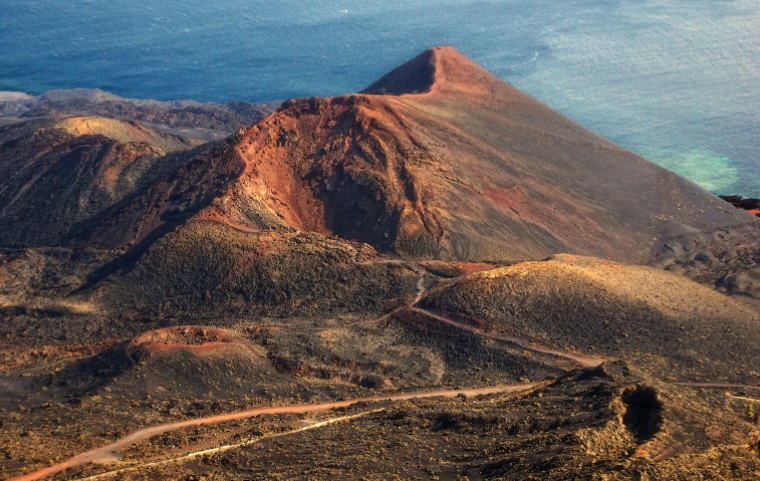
[1,0,757,196]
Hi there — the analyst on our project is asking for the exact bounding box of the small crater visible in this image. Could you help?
[622,386,663,443]
[127,326,241,360]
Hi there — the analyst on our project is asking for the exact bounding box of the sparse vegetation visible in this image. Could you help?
[1,47,759,480]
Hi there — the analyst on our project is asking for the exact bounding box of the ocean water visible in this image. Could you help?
[1,0,758,196]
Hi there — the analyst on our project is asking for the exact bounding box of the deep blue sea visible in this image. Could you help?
[1,0,758,196]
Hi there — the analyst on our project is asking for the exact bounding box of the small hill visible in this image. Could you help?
[0,117,197,247]
[419,254,760,382]
[97,226,421,319]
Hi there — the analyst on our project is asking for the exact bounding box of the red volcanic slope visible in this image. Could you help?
[358,47,755,261]
[194,46,751,262]
[4,48,754,265]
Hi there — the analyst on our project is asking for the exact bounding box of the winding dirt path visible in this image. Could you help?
[9,384,533,481]
[74,409,383,481]
[357,260,605,369]
[11,260,605,481]
[2,359,67,377]
[399,263,605,368]
[410,307,605,368]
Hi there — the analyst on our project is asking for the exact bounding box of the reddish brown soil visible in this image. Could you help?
[419,260,498,276]
[362,47,755,261]
[196,46,755,262]
[0,117,196,247]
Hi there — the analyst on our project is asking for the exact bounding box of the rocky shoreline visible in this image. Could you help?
[720,195,760,216]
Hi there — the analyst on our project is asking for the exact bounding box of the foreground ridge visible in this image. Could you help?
[10,385,534,481]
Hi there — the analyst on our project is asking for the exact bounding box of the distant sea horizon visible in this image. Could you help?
[1,0,757,197]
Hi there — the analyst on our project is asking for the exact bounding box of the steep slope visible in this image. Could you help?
[198,46,755,263]
[363,47,756,261]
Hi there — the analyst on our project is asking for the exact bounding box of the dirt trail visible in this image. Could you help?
[356,258,407,266]
[74,410,383,481]
[2,360,67,377]
[11,261,603,481]
[9,384,533,481]
[211,216,259,234]
[358,261,605,369]
[411,271,427,305]
[349,262,427,328]
[396,262,605,368]
[409,307,605,368]
[727,394,760,403]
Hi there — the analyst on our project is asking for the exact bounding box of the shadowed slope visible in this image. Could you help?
[0,117,197,247]
[99,224,419,319]
[220,95,447,256]
[363,48,437,95]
